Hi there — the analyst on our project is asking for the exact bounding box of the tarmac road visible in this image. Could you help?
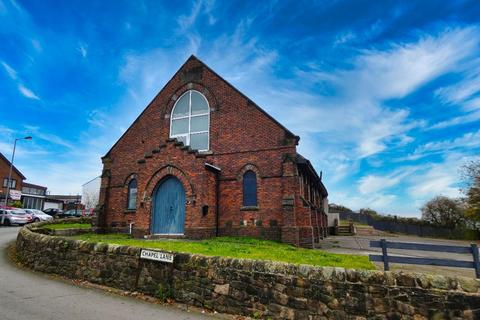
[0,226,213,320]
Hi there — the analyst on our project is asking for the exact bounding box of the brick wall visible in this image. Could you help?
[0,155,24,203]
[97,56,325,247]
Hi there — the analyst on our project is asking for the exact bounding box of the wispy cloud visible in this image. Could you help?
[23,125,73,149]
[18,84,40,100]
[414,129,480,156]
[31,38,42,52]
[358,168,415,194]
[77,42,88,58]
[270,28,477,161]
[1,61,17,79]
[336,28,478,100]
[2,60,40,100]
[177,0,216,32]
[429,110,480,130]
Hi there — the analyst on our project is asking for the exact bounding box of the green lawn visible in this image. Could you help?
[71,233,375,270]
[44,223,92,230]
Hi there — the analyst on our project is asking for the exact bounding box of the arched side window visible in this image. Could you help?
[242,170,257,207]
[127,179,137,210]
[170,90,210,151]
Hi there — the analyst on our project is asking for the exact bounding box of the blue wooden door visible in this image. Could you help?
[152,176,186,234]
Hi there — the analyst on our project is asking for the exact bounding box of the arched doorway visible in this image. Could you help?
[152,176,186,234]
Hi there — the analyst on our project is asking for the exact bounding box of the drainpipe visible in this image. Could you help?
[205,163,221,237]
[129,222,135,235]
[215,172,220,237]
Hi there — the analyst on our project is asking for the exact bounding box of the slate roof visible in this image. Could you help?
[296,153,328,197]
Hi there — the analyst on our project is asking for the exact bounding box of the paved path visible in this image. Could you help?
[319,234,477,278]
[0,227,213,320]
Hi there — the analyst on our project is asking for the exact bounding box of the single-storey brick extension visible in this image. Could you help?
[96,55,328,247]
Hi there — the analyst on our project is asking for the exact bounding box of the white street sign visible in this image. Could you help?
[9,190,22,201]
[140,249,174,263]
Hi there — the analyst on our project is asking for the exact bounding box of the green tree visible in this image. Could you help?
[359,208,378,216]
[461,160,480,223]
[11,200,23,208]
[421,196,465,228]
[328,203,352,213]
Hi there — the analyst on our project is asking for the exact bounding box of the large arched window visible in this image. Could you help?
[242,170,257,207]
[170,90,210,151]
[127,179,137,210]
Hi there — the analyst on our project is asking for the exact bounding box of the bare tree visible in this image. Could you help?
[82,189,99,210]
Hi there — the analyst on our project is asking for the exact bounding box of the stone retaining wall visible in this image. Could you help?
[16,224,480,319]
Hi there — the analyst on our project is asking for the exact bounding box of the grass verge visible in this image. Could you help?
[71,233,375,270]
[44,223,92,230]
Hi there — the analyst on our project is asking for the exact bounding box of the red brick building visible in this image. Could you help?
[0,152,26,205]
[96,56,328,247]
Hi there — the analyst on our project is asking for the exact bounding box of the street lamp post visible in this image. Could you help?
[2,136,32,224]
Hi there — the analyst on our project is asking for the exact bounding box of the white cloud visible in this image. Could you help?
[87,109,109,128]
[333,31,356,46]
[357,109,420,157]
[23,125,74,149]
[331,27,479,100]
[31,38,42,51]
[358,166,417,194]
[18,84,40,100]
[429,110,480,129]
[0,124,101,194]
[177,0,216,32]
[331,191,399,213]
[412,129,480,157]
[408,168,459,199]
[405,153,477,205]
[77,42,88,58]
[263,27,477,163]
[436,75,480,107]
[2,61,41,100]
[359,175,400,194]
[369,194,397,209]
[464,96,480,111]
[1,61,17,79]
[94,21,480,218]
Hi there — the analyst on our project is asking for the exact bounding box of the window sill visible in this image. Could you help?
[240,206,259,211]
[124,209,136,214]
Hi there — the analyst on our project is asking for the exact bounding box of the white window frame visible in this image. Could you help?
[169,90,210,152]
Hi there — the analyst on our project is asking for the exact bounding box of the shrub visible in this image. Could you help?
[155,283,173,302]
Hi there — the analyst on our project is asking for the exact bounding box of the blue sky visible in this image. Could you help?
[1,0,480,217]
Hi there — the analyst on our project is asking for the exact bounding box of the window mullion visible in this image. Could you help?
[188,91,192,145]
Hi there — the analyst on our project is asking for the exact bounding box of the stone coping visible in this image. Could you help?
[20,220,480,295]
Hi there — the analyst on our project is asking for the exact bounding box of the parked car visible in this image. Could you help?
[0,209,32,226]
[44,208,83,219]
[24,209,54,222]
[43,208,63,217]
[61,209,83,218]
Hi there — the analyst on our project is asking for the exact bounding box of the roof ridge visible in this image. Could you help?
[104,54,299,157]
[0,152,26,180]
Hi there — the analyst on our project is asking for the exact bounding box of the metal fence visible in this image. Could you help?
[339,211,478,239]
